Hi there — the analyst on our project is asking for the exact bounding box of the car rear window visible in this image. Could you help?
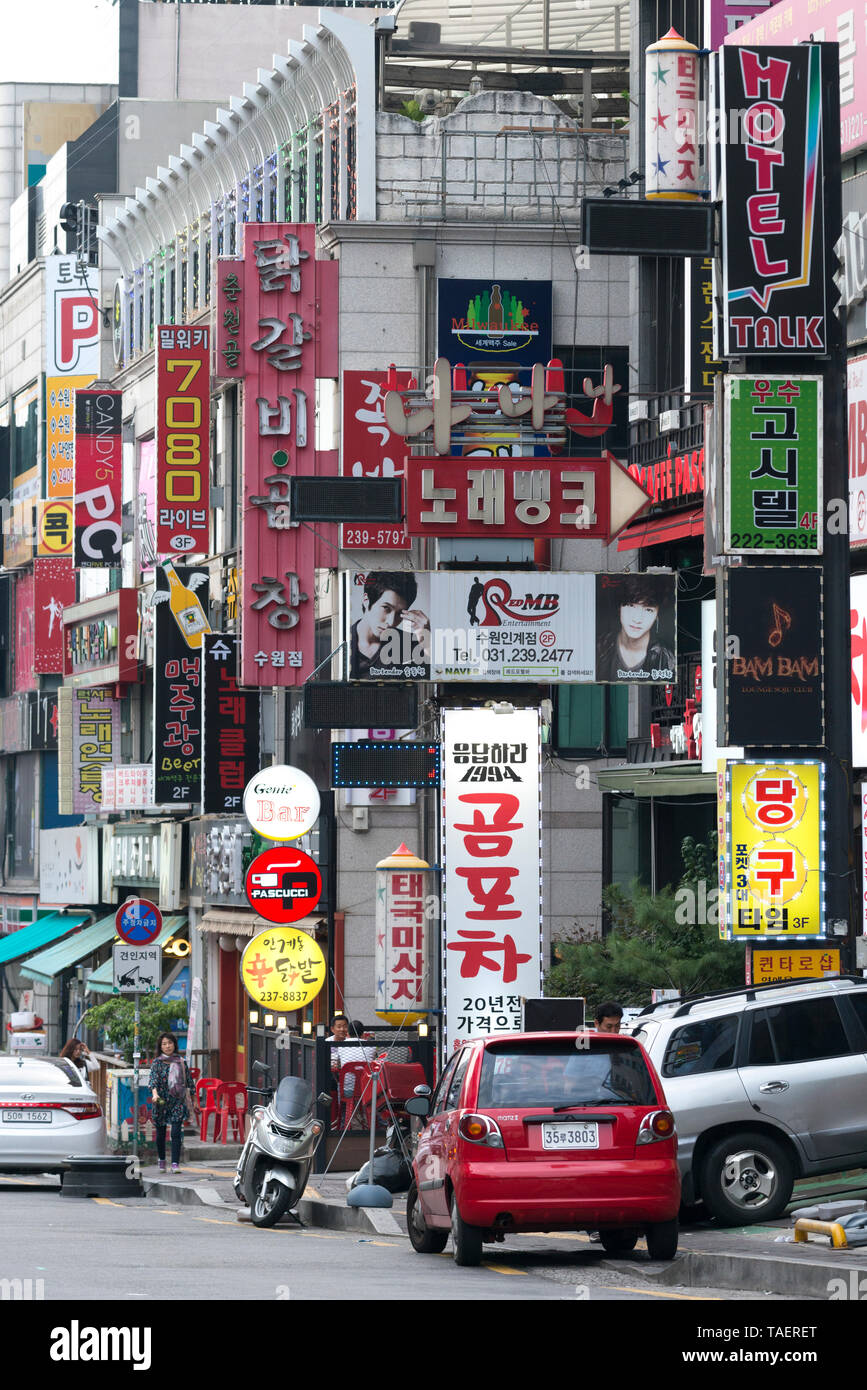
[0,1059,82,1087]
[477,1039,657,1109]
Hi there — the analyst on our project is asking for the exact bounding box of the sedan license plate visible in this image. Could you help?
[541,1121,598,1150]
[1,1110,52,1123]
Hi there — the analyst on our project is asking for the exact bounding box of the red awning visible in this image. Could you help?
[616,505,705,551]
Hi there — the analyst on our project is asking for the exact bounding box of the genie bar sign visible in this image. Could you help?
[720,45,826,356]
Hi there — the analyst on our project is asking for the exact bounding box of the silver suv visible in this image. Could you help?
[631,976,867,1226]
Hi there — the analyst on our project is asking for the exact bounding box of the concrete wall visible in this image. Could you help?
[136,2,370,102]
[376,89,628,224]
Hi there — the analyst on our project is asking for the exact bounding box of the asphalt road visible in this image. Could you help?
[0,1178,785,1303]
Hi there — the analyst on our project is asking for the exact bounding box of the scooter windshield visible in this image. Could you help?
[273,1076,312,1122]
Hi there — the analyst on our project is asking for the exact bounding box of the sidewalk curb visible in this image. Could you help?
[142,1174,405,1235]
[142,1176,230,1208]
[299,1195,404,1238]
[620,1248,867,1299]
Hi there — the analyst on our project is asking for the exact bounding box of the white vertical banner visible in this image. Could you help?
[441,707,542,1053]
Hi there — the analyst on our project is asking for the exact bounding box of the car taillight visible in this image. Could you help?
[0,1101,102,1120]
[637,1109,676,1145]
[458,1114,504,1148]
[64,1103,102,1121]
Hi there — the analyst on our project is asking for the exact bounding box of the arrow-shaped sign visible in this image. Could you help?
[404,451,653,543]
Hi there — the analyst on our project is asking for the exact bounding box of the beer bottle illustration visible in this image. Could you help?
[488,283,504,331]
[155,559,211,649]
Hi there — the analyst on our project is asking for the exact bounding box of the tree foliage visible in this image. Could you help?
[83,996,188,1066]
[545,831,743,1015]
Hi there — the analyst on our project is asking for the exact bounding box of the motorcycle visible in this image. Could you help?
[234,1061,330,1228]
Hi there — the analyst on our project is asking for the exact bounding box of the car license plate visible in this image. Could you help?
[1,1110,52,1123]
[541,1121,598,1150]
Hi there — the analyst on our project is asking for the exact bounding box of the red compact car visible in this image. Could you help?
[406,1031,681,1266]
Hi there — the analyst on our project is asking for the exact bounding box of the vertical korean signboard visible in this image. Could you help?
[214,225,337,687]
[58,685,121,815]
[719,45,827,356]
[45,257,100,560]
[155,326,210,557]
[724,375,822,553]
[720,760,826,939]
[153,563,209,805]
[202,634,261,815]
[340,369,413,551]
[74,389,122,568]
[441,707,542,1051]
[33,557,76,673]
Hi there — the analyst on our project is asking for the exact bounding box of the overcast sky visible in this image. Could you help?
[1,0,118,85]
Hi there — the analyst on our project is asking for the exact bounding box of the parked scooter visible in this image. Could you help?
[234,1061,330,1228]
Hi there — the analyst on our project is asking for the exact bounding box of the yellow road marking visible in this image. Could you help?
[175,1165,237,1177]
[606,1285,719,1301]
[153,1207,182,1216]
[484,1264,527,1276]
[0,1175,45,1185]
[91,1197,125,1208]
[192,1217,237,1226]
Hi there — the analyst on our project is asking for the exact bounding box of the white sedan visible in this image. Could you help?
[0,1055,106,1171]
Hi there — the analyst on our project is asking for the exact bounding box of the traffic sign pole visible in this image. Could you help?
[133,992,140,1172]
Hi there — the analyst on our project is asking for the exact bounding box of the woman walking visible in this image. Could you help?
[148,1032,196,1174]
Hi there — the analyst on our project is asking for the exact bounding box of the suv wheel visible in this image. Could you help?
[407,1183,448,1255]
[450,1194,484,1267]
[700,1130,794,1225]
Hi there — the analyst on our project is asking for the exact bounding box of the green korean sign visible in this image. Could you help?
[725,375,822,555]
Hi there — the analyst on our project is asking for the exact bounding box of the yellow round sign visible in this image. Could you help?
[240,927,326,1012]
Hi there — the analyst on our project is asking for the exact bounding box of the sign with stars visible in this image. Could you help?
[240,926,327,1011]
[645,28,701,201]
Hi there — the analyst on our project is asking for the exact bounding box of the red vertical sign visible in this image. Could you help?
[340,370,413,551]
[155,326,210,556]
[215,225,337,687]
[74,389,122,568]
[33,557,76,674]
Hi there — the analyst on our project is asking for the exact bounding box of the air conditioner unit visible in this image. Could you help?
[659,409,680,433]
[628,399,649,422]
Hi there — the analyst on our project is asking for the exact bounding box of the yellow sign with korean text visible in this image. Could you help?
[37,499,73,556]
[724,761,825,939]
[46,375,92,499]
[750,947,841,986]
[240,926,326,1012]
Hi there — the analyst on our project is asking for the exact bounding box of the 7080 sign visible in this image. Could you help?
[156,327,210,556]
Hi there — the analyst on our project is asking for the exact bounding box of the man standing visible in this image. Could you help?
[594,1002,623,1034]
[466,576,484,626]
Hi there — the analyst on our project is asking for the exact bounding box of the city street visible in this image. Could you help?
[0,1179,788,1303]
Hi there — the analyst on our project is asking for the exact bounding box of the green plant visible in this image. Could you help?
[400,99,426,123]
[545,831,741,1015]
[82,995,189,1065]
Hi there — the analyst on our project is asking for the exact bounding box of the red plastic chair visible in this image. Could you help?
[379,1062,427,1114]
[217,1082,248,1143]
[197,1079,224,1141]
[338,1062,375,1130]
